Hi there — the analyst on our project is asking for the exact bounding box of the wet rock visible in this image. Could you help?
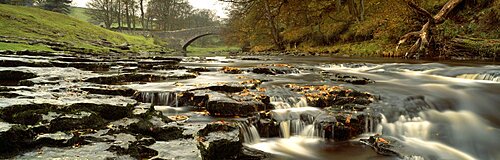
[197,122,242,160]
[0,70,37,86]
[35,131,85,147]
[252,64,299,75]
[0,57,53,67]
[55,57,102,63]
[138,60,180,70]
[51,61,111,71]
[128,119,189,141]
[84,73,196,85]
[0,123,35,158]
[360,135,402,157]
[81,87,136,97]
[326,73,374,85]
[107,143,158,159]
[238,146,273,160]
[221,66,243,74]
[187,67,211,74]
[286,85,374,108]
[313,108,374,141]
[49,111,106,132]
[206,93,264,117]
[256,118,280,138]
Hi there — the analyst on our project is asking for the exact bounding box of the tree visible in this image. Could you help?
[397,0,464,58]
[86,0,114,28]
[39,0,72,14]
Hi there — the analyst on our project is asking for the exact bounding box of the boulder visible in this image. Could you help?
[197,122,242,160]
[206,94,264,117]
[252,64,299,75]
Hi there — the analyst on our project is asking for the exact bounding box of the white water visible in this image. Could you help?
[238,122,261,144]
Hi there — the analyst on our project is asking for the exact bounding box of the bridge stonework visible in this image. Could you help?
[151,26,222,52]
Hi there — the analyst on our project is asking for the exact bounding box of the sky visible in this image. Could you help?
[73,0,229,18]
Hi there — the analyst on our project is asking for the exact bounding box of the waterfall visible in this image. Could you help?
[377,110,499,159]
[456,73,500,82]
[238,122,261,144]
[269,96,322,138]
[377,114,432,139]
[138,91,180,106]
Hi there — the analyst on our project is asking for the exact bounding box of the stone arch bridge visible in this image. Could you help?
[151,26,223,52]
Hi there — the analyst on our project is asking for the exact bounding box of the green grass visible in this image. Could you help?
[0,4,163,53]
[69,7,91,23]
[0,42,53,51]
[186,46,240,56]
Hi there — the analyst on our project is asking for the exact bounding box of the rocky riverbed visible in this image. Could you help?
[0,50,499,159]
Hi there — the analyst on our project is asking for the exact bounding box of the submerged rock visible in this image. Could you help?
[197,122,242,160]
[0,123,35,158]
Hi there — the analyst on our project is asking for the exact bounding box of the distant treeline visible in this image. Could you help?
[86,0,222,31]
[0,0,72,13]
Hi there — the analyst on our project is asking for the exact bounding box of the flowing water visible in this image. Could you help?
[130,56,499,159]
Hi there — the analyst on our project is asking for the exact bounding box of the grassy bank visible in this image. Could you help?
[0,4,165,54]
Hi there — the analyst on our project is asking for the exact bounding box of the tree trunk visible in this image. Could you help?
[263,0,284,50]
[398,0,464,58]
[117,0,122,30]
[140,0,145,31]
[125,0,131,30]
[359,0,365,21]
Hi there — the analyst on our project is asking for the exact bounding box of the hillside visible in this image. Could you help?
[0,4,165,54]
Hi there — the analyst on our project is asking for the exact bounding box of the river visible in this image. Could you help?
[1,53,499,159]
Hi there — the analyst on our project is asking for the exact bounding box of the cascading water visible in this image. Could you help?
[377,110,499,159]
[237,121,261,144]
[137,91,181,107]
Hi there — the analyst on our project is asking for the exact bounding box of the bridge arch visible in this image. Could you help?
[151,26,223,55]
[181,33,219,51]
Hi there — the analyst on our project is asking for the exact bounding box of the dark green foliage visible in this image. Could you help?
[39,0,72,14]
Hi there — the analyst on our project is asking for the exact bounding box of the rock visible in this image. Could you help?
[107,143,159,159]
[323,72,374,85]
[256,118,280,138]
[0,70,37,86]
[138,60,180,70]
[206,93,263,117]
[0,123,35,158]
[116,43,131,50]
[35,131,84,147]
[84,73,196,85]
[51,61,111,71]
[0,57,53,67]
[238,146,273,160]
[221,66,243,74]
[48,111,106,132]
[286,85,374,108]
[252,64,299,75]
[197,122,242,160]
[360,135,403,157]
[81,87,136,97]
[128,119,189,141]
